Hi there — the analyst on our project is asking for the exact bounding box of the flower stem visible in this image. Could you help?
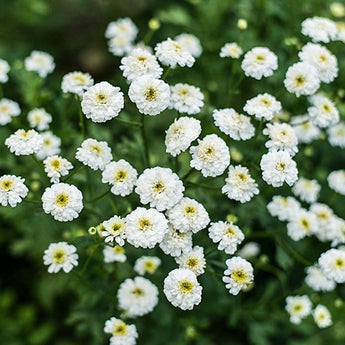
[23,198,41,204]
[115,117,142,126]
[141,115,150,167]
[62,165,85,182]
[76,96,85,138]
[161,66,171,80]
[31,154,45,170]
[86,189,111,204]
[80,242,101,274]
[186,181,220,190]
[181,167,195,181]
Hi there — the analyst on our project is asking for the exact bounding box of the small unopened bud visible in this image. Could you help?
[185,325,197,339]
[226,214,238,224]
[331,2,345,17]
[30,181,41,191]
[88,227,97,235]
[229,147,243,162]
[148,18,160,31]
[237,19,248,30]
[335,298,343,308]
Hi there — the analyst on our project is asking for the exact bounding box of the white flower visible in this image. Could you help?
[213,108,255,141]
[263,123,298,156]
[61,71,94,96]
[134,256,161,275]
[155,38,195,68]
[105,18,138,40]
[260,150,298,187]
[120,48,163,82]
[165,117,201,157]
[108,35,133,56]
[167,197,209,234]
[5,129,43,156]
[0,175,28,207]
[24,50,55,77]
[313,305,332,328]
[305,265,336,292]
[237,242,260,259]
[36,131,61,160]
[287,209,318,241]
[43,242,78,273]
[301,17,338,43]
[330,216,345,247]
[328,170,345,195]
[223,257,254,295]
[43,155,73,184]
[220,42,243,58]
[76,138,112,170]
[103,245,126,263]
[319,248,345,283]
[310,203,335,242]
[241,47,278,79]
[117,276,158,317]
[290,115,321,144]
[175,33,202,58]
[135,167,184,211]
[244,93,282,121]
[0,59,10,83]
[104,317,138,345]
[307,94,339,128]
[125,207,168,248]
[81,81,124,123]
[284,62,320,97]
[163,268,202,310]
[0,98,20,125]
[102,215,126,246]
[292,177,321,203]
[208,221,244,255]
[267,195,301,222]
[222,165,259,203]
[190,134,230,177]
[27,108,52,131]
[169,83,204,115]
[128,76,170,116]
[176,246,206,276]
[328,122,345,148]
[102,160,137,197]
[159,224,193,257]
[42,183,83,222]
[299,43,338,83]
[285,295,312,324]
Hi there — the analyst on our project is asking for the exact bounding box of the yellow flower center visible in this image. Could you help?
[232,269,248,284]
[276,162,286,171]
[90,145,101,155]
[256,55,265,61]
[113,245,125,254]
[115,170,127,182]
[56,193,69,207]
[322,104,331,112]
[97,93,107,103]
[1,179,13,191]
[51,159,61,170]
[145,87,157,101]
[113,322,128,335]
[131,288,145,296]
[153,181,165,193]
[186,258,198,268]
[335,259,344,268]
[184,206,196,215]
[179,280,194,293]
[139,218,152,231]
[53,249,66,264]
[295,76,305,86]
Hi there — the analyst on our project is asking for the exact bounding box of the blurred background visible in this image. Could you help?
[1,0,345,344]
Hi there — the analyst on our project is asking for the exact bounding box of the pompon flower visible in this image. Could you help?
[43,242,78,273]
[285,295,312,324]
[328,122,345,148]
[163,268,202,310]
[24,50,55,77]
[241,47,278,79]
[61,71,94,96]
[27,108,52,131]
[36,131,61,160]
[125,207,168,248]
[135,167,184,211]
[208,221,245,255]
[105,18,138,40]
[219,42,243,58]
[0,175,28,207]
[190,134,230,177]
[128,76,170,116]
[81,81,124,123]
[0,59,10,83]
[313,305,333,328]
[134,256,161,275]
[328,170,345,195]
[102,160,138,197]
[42,183,83,222]
[43,155,73,184]
[267,195,301,222]
[290,115,321,144]
[222,165,259,203]
[223,257,254,295]
[175,246,206,276]
[120,47,163,82]
[155,38,195,68]
[117,276,158,317]
[5,129,43,156]
[260,150,298,187]
[166,197,210,234]
[318,248,345,283]
[286,209,318,241]
[213,108,255,141]
[284,62,320,97]
[76,138,112,170]
[103,245,127,263]
[165,117,201,157]
[104,317,138,345]
[102,215,127,246]
[0,98,20,125]
[243,93,282,121]
[175,33,202,58]
[169,83,204,115]
[301,17,338,43]
[292,177,321,203]
[305,265,336,292]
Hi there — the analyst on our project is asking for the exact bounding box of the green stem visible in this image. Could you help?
[62,165,85,182]
[141,116,150,167]
[23,198,41,204]
[161,66,171,81]
[76,96,85,138]
[115,117,142,126]
[252,117,264,141]
[181,167,195,181]
[276,237,312,266]
[80,243,101,274]
[143,28,154,45]
[186,181,220,190]
[31,154,45,170]
[108,197,117,214]
[205,246,218,257]
[86,189,111,204]
[0,84,3,98]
